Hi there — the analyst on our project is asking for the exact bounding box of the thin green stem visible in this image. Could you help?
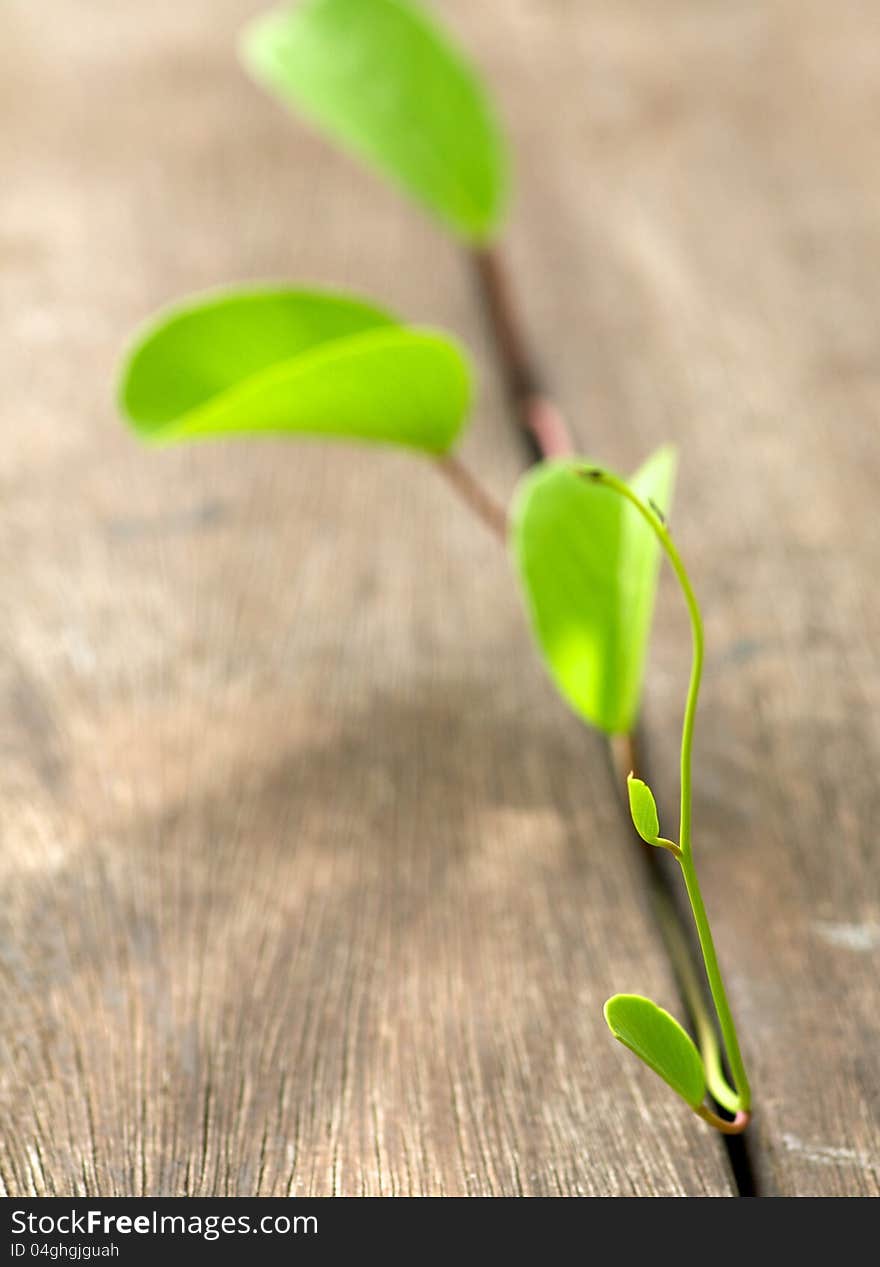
[653,883,740,1114]
[678,853,750,1111]
[582,468,751,1115]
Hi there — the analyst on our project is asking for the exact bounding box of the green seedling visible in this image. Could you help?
[118,0,756,1139]
[579,467,751,1134]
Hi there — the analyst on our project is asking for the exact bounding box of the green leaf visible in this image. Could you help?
[604,994,706,1108]
[627,774,661,844]
[510,447,677,735]
[118,287,472,454]
[241,0,509,242]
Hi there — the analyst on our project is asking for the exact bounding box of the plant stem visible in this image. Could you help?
[436,244,577,544]
[434,453,508,543]
[472,247,575,461]
[583,468,751,1116]
[678,853,750,1113]
[653,882,740,1115]
[695,1106,751,1135]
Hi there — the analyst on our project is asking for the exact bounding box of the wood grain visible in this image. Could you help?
[0,0,734,1196]
[2,0,877,1199]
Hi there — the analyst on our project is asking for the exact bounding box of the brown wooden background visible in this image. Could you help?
[1,0,878,1197]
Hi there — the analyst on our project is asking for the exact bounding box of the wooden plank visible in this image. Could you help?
[470,0,880,1195]
[0,2,732,1195]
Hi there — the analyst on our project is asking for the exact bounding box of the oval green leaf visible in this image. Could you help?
[627,774,661,844]
[510,447,677,736]
[604,994,706,1109]
[241,0,509,242]
[119,287,472,454]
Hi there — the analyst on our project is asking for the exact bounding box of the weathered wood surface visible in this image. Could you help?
[0,0,876,1197]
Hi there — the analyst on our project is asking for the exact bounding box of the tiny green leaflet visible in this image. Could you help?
[119,286,472,454]
[241,0,509,242]
[626,773,678,854]
[627,775,660,842]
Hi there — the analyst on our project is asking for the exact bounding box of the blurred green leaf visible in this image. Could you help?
[510,447,676,735]
[241,0,509,242]
[119,287,472,454]
[604,994,706,1108]
[627,774,661,844]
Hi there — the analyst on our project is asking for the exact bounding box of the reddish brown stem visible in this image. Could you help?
[472,247,576,461]
[695,1107,752,1136]
[434,453,508,543]
[441,245,574,540]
